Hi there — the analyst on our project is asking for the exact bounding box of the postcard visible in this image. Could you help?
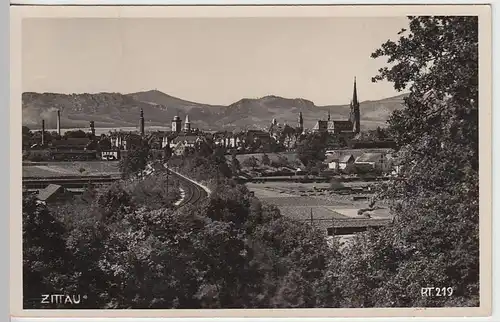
[10,4,492,318]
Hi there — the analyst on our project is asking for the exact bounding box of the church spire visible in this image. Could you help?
[327,109,331,122]
[352,76,359,106]
[350,77,360,134]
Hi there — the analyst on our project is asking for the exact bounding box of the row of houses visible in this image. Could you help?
[324,150,403,175]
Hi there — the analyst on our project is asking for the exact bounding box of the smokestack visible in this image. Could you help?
[56,110,61,136]
[90,121,95,137]
[41,119,45,146]
[140,108,145,136]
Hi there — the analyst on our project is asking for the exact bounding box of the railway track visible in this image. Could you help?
[160,165,209,208]
[175,176,206,208]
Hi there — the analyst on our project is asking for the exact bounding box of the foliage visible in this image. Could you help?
[329,178,345,191]
[22,196,71,308]
[122,172,181,210]
[118,144,150,178]
[321,16,480,307]
[231,151,241,175]
[22,16,480,310]
[63,130,88,139]
[261,153,271,166]
[242,156,259,169]
[296,132,327,168]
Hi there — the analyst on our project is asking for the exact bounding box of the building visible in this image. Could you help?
[354,152,389,172]
[56,110,61,135]
[36,184,70,204]
[324,153,355,171]
[89,121,96,138]
[312,78,361,135]
[298,112,304,132]
[172,115,182,133]
[111,132,143,150]
[184,115,191,133]
[101,150,120,161]
[139,108,145,136]
[169,134,205,153]
[245,130,272,146]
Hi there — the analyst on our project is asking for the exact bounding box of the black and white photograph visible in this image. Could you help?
[11,4,492,317]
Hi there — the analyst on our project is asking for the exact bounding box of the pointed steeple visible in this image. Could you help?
[327,109,331,122]
[298,112,303,129]
[350,77,360,134]
[352,77,359,106]
[184,114,191,132]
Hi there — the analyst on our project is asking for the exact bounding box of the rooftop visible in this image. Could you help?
[355,152,384,163]
[36,184,64,201]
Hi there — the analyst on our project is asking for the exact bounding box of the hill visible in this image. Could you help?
[22,91,407,131]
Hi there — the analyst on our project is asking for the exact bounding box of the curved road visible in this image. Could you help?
[162,164,211,208]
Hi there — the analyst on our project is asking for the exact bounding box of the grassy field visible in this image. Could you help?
[23,161,120,177]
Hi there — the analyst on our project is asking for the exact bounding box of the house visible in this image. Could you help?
[338,154,356,170]
[170,135,206,155]
[324,154,340,170]
[354,152,390,172]
[324,153,355,171]
[110,133,143,150]
[169,135,201,148]
[390,155,405,176]
[36,184,70,204]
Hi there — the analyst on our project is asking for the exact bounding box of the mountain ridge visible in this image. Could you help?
[22,90,408,131]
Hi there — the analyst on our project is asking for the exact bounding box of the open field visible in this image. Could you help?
[23,161,120,177]
[246,181,394,226]
[247,181,376,191]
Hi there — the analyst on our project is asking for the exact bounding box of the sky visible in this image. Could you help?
[22,17,410,106]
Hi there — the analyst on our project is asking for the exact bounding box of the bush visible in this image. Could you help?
[329,178,345,191]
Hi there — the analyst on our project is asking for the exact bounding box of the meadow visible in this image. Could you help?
[22,161,120,177]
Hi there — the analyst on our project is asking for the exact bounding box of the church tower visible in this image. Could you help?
[184,114,191,132]
[139,108,145,136]
[298,112,304,131]
[349,77,361,133]
[172,115,182,133]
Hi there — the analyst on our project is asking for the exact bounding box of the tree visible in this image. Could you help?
[98,137,112,151]
[195,140,214,158]
[296,133,327,169]
[22,126,32,149]
[162,143,173,160]
[23,196,71,308]
[231,151,241,175]
[242,156,259,169]
[322,16,480,307]
[64,130,88,139]
[261,153,271,166]
[119,145,150,178]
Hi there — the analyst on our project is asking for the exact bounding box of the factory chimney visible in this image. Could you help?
[140,108,145,136]
[56,110,61,136]
[41,119,45,146]
[90,121,95,138]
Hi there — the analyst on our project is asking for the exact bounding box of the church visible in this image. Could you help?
[312,78,361,135]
